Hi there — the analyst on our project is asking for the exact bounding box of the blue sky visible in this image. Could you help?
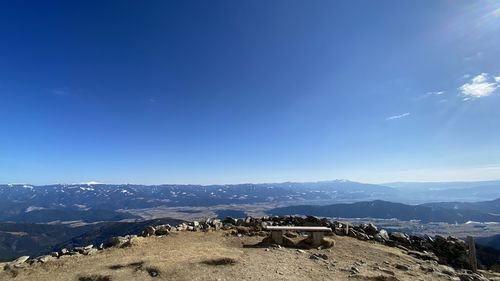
[1,1,499,185]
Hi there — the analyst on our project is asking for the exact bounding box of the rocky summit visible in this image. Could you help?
[1,216,499,281]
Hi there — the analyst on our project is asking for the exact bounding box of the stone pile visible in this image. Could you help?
[216,215,472,270]
[0,215,480,278]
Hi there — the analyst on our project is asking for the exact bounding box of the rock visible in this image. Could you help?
[438,265,456,276]
[374,229,390,242]
[50,252,59,258]
[390,232,410,244]
[142,226,156,237]
[348,228,359,239]
[105,236,128,248]
[351,266,360,274]
[363,223,378,236]
[212,219,223,230]
[357,232,370,241]
[223,217,238,225]
[59,248,69,255]
[396,245,410,252]
[419,264,434,273]
[85,248,98,255]
[297,249,306,254]
[305,216,321,225]
[244,216,253,225]
[407,250,439,262]
[375,266,395,275]
[310,253,328,260]
[37,255,55,263]
[122,236,141,248]
[321,237,336,248]
[12,256,30,264]
[431,235,469,269]
[72,245,93,254]
[458,273,489,281]
[395,264,409,271]
[155,225,171,235]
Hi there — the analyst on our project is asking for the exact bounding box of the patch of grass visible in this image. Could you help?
[78,275,112,281]
[202,257,237,266]
[108,261,144,270]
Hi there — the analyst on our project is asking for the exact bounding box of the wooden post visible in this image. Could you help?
[466,236,477,273]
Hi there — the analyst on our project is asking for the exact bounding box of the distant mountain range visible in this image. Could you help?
[422,199,500,215]
[1,180,500,224]
[269,199,500,224]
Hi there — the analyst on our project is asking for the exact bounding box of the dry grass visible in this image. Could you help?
[201,257,237,266]
[1,231,495,281]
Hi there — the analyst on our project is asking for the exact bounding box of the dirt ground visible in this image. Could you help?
[1,231,498,281]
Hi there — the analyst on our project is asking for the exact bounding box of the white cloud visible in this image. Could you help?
[424,91,445,97]
[495,76,500,82]
[413,91,445,101]
[459,73,498,99]
[386,112,410,121]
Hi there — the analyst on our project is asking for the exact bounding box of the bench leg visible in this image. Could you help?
[270,230,284,245]
[311,232,324,246]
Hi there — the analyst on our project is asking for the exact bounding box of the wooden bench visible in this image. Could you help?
[264,226,332,246]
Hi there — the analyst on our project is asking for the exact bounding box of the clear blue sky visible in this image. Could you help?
[1,1,499,185]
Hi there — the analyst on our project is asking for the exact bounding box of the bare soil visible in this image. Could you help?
[1,231,498,281]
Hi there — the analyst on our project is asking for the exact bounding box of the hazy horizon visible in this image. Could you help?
[4,176,500,187]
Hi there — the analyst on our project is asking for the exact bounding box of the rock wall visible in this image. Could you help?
[2,215,473,273]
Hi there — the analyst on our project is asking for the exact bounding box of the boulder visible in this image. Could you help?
[374,229,390,242]
[390,232,410,244]
[85,248,98,255]
[11,256,30,265]
[407,250,439,262]
[438,265,456,276]
[37,255,55,263]
[223,217,238,225]
[142,226,156,237]
[105,236,128,248]
[304,216,321,226]
[155,224,171,235]
[364,223,378,236]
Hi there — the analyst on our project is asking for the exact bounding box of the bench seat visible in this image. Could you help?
[264,226,332,246]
